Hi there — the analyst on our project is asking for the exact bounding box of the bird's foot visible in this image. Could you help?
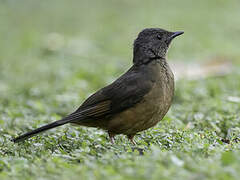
[108,132,115,144]
[127,134,136,145]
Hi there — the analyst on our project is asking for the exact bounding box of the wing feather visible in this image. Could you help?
[71,65,154,123]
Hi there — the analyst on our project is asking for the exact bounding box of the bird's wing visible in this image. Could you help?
[68,67,154,123]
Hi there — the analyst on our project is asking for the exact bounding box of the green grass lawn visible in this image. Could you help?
[0,0,240,179]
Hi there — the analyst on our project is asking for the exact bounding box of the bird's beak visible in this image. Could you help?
[168,31,184,41]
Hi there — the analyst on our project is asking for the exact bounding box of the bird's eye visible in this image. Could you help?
[157,34,162,40]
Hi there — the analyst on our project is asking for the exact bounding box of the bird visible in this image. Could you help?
[12,28,184,144]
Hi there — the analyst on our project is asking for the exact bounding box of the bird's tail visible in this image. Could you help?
[12,113,84,143]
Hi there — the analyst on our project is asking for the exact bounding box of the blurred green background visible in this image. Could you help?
[1,0,240,106]
[0,0,240,179]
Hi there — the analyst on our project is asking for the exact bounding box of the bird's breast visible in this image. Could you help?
[108,61,174,135]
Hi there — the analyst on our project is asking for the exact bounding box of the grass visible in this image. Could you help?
[0,0,240,179]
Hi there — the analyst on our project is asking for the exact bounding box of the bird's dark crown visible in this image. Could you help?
[133,28,183,65]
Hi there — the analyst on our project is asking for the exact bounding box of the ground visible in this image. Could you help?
[0,0,240,179]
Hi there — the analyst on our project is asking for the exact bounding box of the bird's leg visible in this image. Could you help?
[127,134,136,145]
[108,132,115,144]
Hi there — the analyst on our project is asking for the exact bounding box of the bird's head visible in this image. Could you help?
[133,28,184,65]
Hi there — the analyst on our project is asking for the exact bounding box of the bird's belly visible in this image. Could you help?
[108,79,174,135]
